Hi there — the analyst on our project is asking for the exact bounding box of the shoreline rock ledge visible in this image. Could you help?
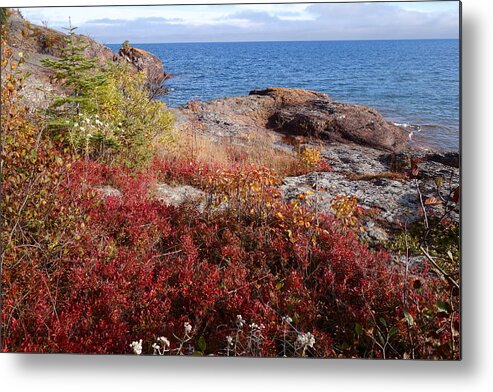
[173,87,409,152]
[117,44,170,95]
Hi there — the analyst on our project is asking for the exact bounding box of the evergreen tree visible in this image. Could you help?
[41,20,106,122]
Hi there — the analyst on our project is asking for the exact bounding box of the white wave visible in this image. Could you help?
[393,122,422,132]
[393,122,411,128]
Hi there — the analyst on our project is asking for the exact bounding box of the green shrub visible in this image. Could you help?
[92,62,174,167]
[41,24,173,167]
[0,8,7,26]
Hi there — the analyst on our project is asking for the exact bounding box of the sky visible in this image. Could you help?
[19,1,460,44]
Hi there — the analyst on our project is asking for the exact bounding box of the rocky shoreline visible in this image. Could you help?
[171,87,459,243]
[9,10,459,244]
[171,87,409,152]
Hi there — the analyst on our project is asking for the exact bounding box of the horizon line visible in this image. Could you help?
[104,37,459,45]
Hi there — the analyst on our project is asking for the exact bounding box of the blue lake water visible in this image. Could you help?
[108,40,460,151]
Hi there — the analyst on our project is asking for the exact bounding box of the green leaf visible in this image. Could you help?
[403,310,414,326]
[197,336,207,352]
[355,323,363,338]
[436,300,449,314]
[379,317,387,328]
[388,326,399,338]
[376,330,385,345]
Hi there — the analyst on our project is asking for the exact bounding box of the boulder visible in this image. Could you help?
[154,184,205,209]
[117,45,170,95]
[95,185,122,198]
[93,184,206,209]
[250,88,408,152]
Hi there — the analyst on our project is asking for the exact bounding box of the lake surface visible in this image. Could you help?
[108,39,460,151]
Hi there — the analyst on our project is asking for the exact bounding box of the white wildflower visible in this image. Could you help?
[236,314,245,328]
[184,322,192,334]
[85,117,91,124]
[73,122,79,128]
[130,339,143,355]
[95,119,102,126]
[79,126,85,131]
[158,336,170,347]
[226,336,233,346]
[296,332,315,349]
[282,316,293,324]
[152,336,170,356]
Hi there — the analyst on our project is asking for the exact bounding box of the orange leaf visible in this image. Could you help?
[410,158,420,177]
[424,196,442,206]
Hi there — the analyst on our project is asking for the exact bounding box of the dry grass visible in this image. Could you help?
[172,129,301,177]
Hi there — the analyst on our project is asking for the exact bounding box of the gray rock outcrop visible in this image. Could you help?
[281,144,459,242]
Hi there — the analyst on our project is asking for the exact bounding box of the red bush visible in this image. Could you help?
[1,158,458,357]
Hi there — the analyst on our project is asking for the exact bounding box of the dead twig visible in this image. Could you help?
[415,179,429,230]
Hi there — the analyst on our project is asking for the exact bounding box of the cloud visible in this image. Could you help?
[299,2,459,40]
[85,18,128,25]
[20,2,460,44]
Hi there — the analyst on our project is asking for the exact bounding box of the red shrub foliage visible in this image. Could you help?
[1,35,459,358]
[2,156,459,357]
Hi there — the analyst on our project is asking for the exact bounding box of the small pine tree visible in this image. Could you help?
[41,20,106,125]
